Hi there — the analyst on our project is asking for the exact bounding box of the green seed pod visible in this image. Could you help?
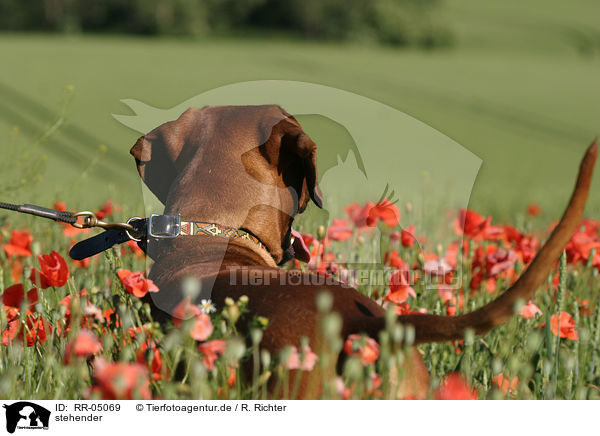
[257,316,269,328]
[226,305,240,324]
[343,357,363,381]
[492,358,503,375]
[261,350,271,368]
[322,313,342,339]
[316,291,333,313]
[181,276,201,299]
[224,337,246,362]
[526,331,543,352]
[250,328,263,345]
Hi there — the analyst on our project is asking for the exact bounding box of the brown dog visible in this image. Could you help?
[130,105,597,398]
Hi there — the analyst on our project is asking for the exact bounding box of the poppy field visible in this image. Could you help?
[1,0,599,402]
[1,195,599,400]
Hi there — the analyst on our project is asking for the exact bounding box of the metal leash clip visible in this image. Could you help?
[72,211,135,232]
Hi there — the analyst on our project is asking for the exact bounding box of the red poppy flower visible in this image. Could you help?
[470,245,518,294]
[434,373,477,400]
[366,200,400,227]
[2,284,38,308]
[514,235,539,264]
[386,270,416,304]
[226,366,236,387]
[424,258,454,278]
[579,219,600,237]
[499,224,523,244]
[137,345,163,381]
[367,372,383,397]
[3,230,33,257]
[392,302,424,316]
[285,345,318,371]
[492,373,519,395]
[59,289,88,319]
[53,201,68,211]
[385,250,409,270]
[172,297,203,327]
[26,314,51,346]
[470,272,497,294]
[125,240,145,258]
[527,203,541,217]
[56,288,102,335]
[62,225,90,237]
[438,287,464,315]
[198,340,227,370]
[10,259,23,283]
[400,224,416,247]
[64,330,102,363]
[519,301,542,319]
[95,200,114,220]
[565,230,600,266]
[550,312,579,340]
[93,359,152,400]
[453,209,500,241]
[327,219,353,241]
[343,334,380,366]
[302,234,325,270]
[132,331,164,382]
[445,240,469,269]
[486,247,518,277]
[1,308,20,346]
[3,310,51,347]
[29,250,70,289]
[190,313,214,341]
[117,269,159,298]
[72,257,91,269]
[345,201,375,228]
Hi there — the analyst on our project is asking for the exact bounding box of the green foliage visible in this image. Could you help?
[0,197,599,399]
[0,0,453,47]
[0,87,74,199]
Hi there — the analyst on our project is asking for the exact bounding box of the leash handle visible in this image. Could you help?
[0,202,76,224]
[21,204,77,223]
[69,218,148,260]
[0,201,137,231]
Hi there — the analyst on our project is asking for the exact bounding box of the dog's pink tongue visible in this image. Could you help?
[291,228,311,263]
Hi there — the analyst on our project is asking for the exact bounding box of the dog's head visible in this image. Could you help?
[130,105,323,264]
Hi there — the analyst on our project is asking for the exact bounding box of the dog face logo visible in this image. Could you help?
[2,402,50,433]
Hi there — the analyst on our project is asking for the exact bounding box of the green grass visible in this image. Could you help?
[0,201,599,400]
[0,0,599,224]
[1,1,600,399]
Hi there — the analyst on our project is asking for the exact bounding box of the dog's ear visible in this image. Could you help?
[130,119,187,204]
[279,119,324,209]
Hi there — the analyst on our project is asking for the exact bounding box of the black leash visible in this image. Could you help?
[70,222,147,260]
[0,202,77,224]
[1,202,277,263]
[0,201,147,260]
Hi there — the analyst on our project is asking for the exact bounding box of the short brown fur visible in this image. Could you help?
[131,105,597,398]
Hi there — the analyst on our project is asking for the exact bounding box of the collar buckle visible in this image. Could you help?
[148,214,181,238]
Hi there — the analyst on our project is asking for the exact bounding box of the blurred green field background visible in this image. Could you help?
[0,0,599,224]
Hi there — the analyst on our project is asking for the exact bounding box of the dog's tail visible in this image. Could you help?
[392,140,597,344]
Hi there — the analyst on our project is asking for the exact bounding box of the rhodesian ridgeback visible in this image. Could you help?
[130,105,597,398]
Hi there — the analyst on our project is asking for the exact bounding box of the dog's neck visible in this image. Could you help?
[147,236,278,285]
[162,200,293,265]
